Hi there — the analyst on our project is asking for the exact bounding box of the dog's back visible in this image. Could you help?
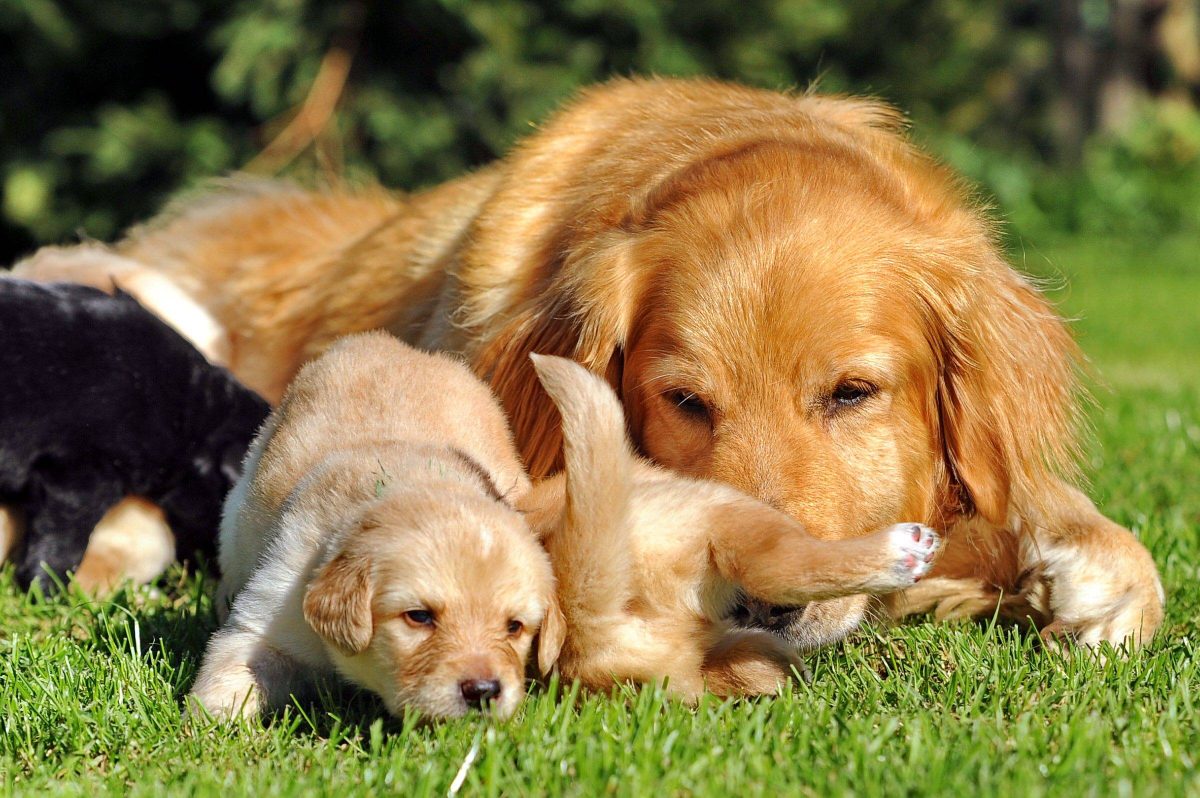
[253,332,529,514]
[0,281,195,495]
[219,332,531,600]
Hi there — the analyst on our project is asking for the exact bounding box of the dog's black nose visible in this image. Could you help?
[460,678,502,708]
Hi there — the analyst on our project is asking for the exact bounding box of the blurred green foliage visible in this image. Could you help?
[938,99,1200,240]
[2,0,1199,262]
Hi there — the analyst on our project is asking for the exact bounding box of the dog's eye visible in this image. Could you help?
[829,380,876,410]
[506,619,524,636]
[403,609,436,628]
[665,389,710,420]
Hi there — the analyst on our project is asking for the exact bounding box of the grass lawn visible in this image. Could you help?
[2,233,1198,797]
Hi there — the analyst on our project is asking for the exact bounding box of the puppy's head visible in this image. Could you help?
[302,492,562,720]
[480,94,1081,648]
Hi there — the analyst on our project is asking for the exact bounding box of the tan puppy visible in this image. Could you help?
[189,333,562,721]
[16,78,1163,651]
[526,354,940,699]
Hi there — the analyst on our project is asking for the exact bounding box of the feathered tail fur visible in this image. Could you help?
[528,354,635,631]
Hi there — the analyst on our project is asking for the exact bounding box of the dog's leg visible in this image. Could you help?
[187,623,305,721]
[701,628,804,697]
[709,499,940,606]
[881,577,1006,622]
[1017,485,1163,649]
[886,485,1163,649]
[15,475,122,592]
[71,498,176,593]
[0,504,24,565]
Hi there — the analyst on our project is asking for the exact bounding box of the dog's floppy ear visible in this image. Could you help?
[930,255,1082,525]
[303,551,374,655]
[476,296,586,478]
[536,594,567,676]
[475,237,640,478]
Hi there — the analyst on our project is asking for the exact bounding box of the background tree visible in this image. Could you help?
[2,0,1198,263]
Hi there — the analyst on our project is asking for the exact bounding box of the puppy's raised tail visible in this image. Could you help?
[529,354,635,627]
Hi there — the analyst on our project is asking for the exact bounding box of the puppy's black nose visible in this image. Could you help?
[460,678,502,708]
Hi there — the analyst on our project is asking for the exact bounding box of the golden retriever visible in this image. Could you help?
[189,333,562,721]
[526,354,939,697]
[15,77,1163,651]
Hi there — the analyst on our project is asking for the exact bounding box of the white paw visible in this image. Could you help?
[185,679,263,723]
[1017,535,1164,652]
[884,523,941,585]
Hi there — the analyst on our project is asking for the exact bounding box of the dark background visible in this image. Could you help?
[2,0,1199,263]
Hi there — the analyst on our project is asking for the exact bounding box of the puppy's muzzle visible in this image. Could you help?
[460,678,502,709]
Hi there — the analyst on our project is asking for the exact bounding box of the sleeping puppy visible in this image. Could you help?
[525,354,940,698]
[0,279,269,592]
[189,333,562,722]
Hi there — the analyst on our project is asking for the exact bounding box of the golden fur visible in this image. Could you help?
[0,505,21,566]
[525,354,940,698]
[70,498,176,593]
[16,77,1163,650]
[189,333,560,721]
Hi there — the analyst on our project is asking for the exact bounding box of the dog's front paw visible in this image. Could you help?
[185,676,263,723]
[1015,534,1164,652]
[876,523,940,590]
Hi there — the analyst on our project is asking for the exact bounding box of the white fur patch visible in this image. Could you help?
[476,525,494,555]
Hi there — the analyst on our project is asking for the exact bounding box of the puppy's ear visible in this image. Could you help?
[931,256,1082,524]
[536,594,567,676]
[303,551,374,655]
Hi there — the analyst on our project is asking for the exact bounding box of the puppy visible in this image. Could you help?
[0,279,269,592]
[525,355,939,698]
[189,333,562,722]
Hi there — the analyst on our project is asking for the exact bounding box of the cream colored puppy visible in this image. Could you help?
[189,333,562,721]
[526,355,941,699]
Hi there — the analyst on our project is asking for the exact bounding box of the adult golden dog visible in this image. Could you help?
[14,77,1163,650]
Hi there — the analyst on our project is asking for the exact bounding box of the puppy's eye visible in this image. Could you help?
[829,380,877,411]
[506,619,524,637]
[665,389,710,420]
[403,609,436,628]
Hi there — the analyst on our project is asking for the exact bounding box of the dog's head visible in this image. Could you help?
[302,491,563,720]
[479,93,1081,648]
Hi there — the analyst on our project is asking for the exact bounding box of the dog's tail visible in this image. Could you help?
[529,354,635,627]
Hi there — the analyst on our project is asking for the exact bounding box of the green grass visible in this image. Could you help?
[3,233,1199,796]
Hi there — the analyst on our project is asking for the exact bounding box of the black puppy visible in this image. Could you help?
[0,279,270,591]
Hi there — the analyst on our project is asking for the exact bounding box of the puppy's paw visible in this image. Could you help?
[185,679,263,723]
[876,523,940,590]
[187,628,273,723]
